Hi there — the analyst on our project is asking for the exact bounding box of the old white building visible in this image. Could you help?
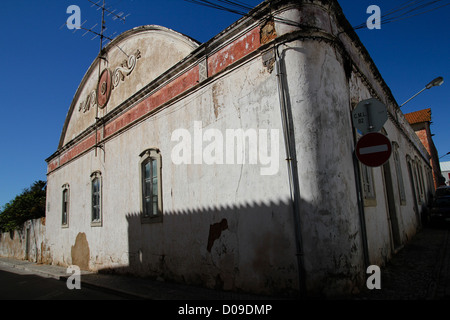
[441,162,450,185]
[45,0,434,297]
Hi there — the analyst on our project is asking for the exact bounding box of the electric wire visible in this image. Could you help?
[382,2,450,25]
[215,0,254,11]
[353,0,448,29]
[183,0,249,15]
[183,0,450,32]
[183,0,306,28]
[352,0,450,30]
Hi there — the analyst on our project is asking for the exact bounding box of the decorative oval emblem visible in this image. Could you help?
[97,68,112,109]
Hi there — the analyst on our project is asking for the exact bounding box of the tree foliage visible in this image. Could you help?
[0,180,46,232]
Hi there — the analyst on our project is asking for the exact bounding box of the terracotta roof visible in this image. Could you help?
[404,108,432,124]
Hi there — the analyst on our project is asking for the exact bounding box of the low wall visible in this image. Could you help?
[0,218,51,264]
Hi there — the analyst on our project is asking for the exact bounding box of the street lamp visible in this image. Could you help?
[439,152,450,160]
[400,76,444,108]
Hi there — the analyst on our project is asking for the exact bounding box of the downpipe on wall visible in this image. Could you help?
[273,39,371,296]
[351,137,371,268]
[274,43,307,298]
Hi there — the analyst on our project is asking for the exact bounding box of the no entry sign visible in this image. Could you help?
[356,132,392,167]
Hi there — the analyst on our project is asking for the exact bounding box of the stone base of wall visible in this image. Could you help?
[0,218,51,264]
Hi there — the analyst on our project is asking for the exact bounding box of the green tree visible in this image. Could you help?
[0,180,46,232]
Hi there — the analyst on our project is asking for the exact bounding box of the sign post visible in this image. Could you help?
[353,98,391,166]
[352,98,388,134]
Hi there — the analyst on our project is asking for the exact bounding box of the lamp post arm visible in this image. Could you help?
[439,152,450,160]
[400,77,444,108]
[400,87,426,108]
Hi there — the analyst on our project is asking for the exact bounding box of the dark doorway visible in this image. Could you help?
[407,161,421,226]
[25,228,30,261]
[383,162,402,250]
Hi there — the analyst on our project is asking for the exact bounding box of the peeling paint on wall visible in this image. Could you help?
[212,81,224,119]
[71,233,90,271]
[207,219,228,252]
[260,19,277,45]
[0,218,49,264]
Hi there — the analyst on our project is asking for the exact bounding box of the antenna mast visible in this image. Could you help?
[85,0,130,157]
[85,0,129,56]
[62,0,131,157]
[100,0,106,55]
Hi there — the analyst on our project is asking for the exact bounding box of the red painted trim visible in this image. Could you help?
[104,66,199,139]
[48,27,262,173]
[208,27,261,77]
[48,159,59,173]
[48,67,200,173]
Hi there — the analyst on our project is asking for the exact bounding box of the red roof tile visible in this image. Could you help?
[405,108,432,124]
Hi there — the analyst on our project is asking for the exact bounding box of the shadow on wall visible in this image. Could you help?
[93,199,366,298]
[91,200,299,297]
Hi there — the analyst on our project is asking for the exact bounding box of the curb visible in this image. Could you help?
[59,274,149,300]
[0,260,62,281]
[0,259,146,299]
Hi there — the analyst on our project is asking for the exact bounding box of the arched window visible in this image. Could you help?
[414,157,425,202]
[62,184,70,228]
[91,171,102,227]
[139,148,163,223]
[392,143,406,204]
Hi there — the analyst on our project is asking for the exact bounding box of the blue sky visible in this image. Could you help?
[0,0,449,208]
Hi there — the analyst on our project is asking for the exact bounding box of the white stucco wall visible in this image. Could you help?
[46,0,435,297]
[46,52,299,295]
[279,38,365,295]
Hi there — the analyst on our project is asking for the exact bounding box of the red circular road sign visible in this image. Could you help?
[356,132,392,167]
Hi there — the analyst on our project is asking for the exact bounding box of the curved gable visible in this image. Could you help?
[60,25,199,148]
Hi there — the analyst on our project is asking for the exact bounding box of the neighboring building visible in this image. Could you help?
[45,0,434,297]
[405,108,443,190]
[441,161,450,186]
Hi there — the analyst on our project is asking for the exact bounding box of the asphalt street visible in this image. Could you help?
[0,265,127,300]
[0,225,449,302]
[349,225,450,300]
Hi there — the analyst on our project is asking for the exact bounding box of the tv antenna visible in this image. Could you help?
[61,0,132,157]
[61,0,131,58]
[85,0,130,56]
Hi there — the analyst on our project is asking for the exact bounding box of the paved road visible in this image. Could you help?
[349,225,450,300]
[1,225,449,301]
[0,265,127,300]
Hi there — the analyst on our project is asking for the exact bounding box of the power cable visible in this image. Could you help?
[183,0,304,28]
[183,0,450,32]
[383,1,450,25]
[183,0,249,15]
[352,0,450,30]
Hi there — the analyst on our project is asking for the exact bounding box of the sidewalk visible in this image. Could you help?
[1,226,449,300]
[0,256,275,300]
